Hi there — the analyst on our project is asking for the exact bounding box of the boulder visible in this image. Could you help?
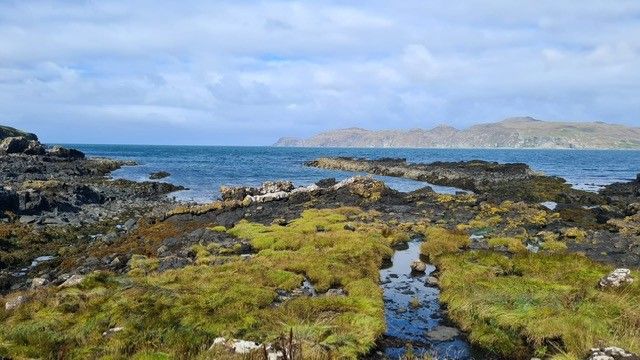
[410,260,427,273]
[0,136,45,155]
[149,171,170,180]
[221,180,295,201]
[31,277,48,289]
[0,136,29,154]
[324,288,346,297]
[18,190,50,214]
[599,268,634,289]
[47,145,85,159]
[59,274,86,288]
[0,188,19,215]
[587,347,640,360]
[4,295,27,311]
[425,326,460,341]
[261,180,294,194]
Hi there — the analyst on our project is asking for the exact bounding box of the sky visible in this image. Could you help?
[0,1,639,145]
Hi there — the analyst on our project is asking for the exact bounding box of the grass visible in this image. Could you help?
[0,207,404,359]
[433,251,640,359]
[487,237,528,253]
[418,226,470,260]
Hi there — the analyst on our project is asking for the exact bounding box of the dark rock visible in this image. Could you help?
[158,256,191,272]
[315,178,337,187]
[149,171,170,180]
[0,137,30,154]
[0,188,19,215]
[47,145,85,159]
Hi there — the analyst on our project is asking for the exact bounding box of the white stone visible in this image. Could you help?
[4,295,26,311]
[102,326,124,336]
[31,277,47,289]
[599,268,633,288]
[232,339,260,354]
[59,274,86,288]
[410,260,427,273]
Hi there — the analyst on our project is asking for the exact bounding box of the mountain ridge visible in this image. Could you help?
[274,117,640,149]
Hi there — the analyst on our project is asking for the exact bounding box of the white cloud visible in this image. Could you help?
[0,1,639,144]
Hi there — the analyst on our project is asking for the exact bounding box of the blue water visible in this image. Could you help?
[70,145,640,203]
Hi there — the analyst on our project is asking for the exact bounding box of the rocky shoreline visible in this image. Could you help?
[0,134,185,293]
[1,131,639,359]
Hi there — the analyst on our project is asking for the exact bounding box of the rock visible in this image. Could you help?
[587,347,640,360]
[59,274,86,288]
[324,288,346,297]
[109,257,122,268]
[260,180,294,194]
[232,340,261,354]
[31,277,47,289]
[19,215,38,224]
[315,178,337,187]
[149,171,170,180]
[123,218,137,231]
[425,325,460,341]
[102,326,124,336]
[4,295,27,311]
[0,137,29,154]
[47,145,85,159]
[17,190,49,214]
[343,223,356,231]
[410,260,427,273]
[211,337,227,347]
[0,136,45,155]
[157,256,191,272]
[209,338,283,359]
[599,268,634,288]
[156,245,169,256]
[426,276,439,286]
[0,188,19,215]
[271,218,288,226]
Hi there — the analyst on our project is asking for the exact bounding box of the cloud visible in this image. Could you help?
[0,0,639,144]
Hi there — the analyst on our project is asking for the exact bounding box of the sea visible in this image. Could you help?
[71,145,640,203]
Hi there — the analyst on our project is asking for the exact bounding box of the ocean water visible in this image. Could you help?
[71,145,640,203]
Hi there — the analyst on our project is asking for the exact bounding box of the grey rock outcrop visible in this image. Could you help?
[599,268,634,289]
[587,347,640,360]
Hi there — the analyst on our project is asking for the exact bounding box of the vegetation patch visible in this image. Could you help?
[418,226,470,260]
[0,207,403,359]
[433,251,640,359]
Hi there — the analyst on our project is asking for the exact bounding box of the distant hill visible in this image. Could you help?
[0,125,38,141]
[274,117,640,149]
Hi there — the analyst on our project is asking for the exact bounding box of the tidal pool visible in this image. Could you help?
[379,239,473,359]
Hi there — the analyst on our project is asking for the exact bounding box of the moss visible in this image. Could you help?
[542,239,568,253]
[433,251,640,359]
[466,201,559,238]
[0,207,399,359]
[487,237,528,253]
[209,225,227,232]
[419,226,470,260]
[562,227,587,241]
